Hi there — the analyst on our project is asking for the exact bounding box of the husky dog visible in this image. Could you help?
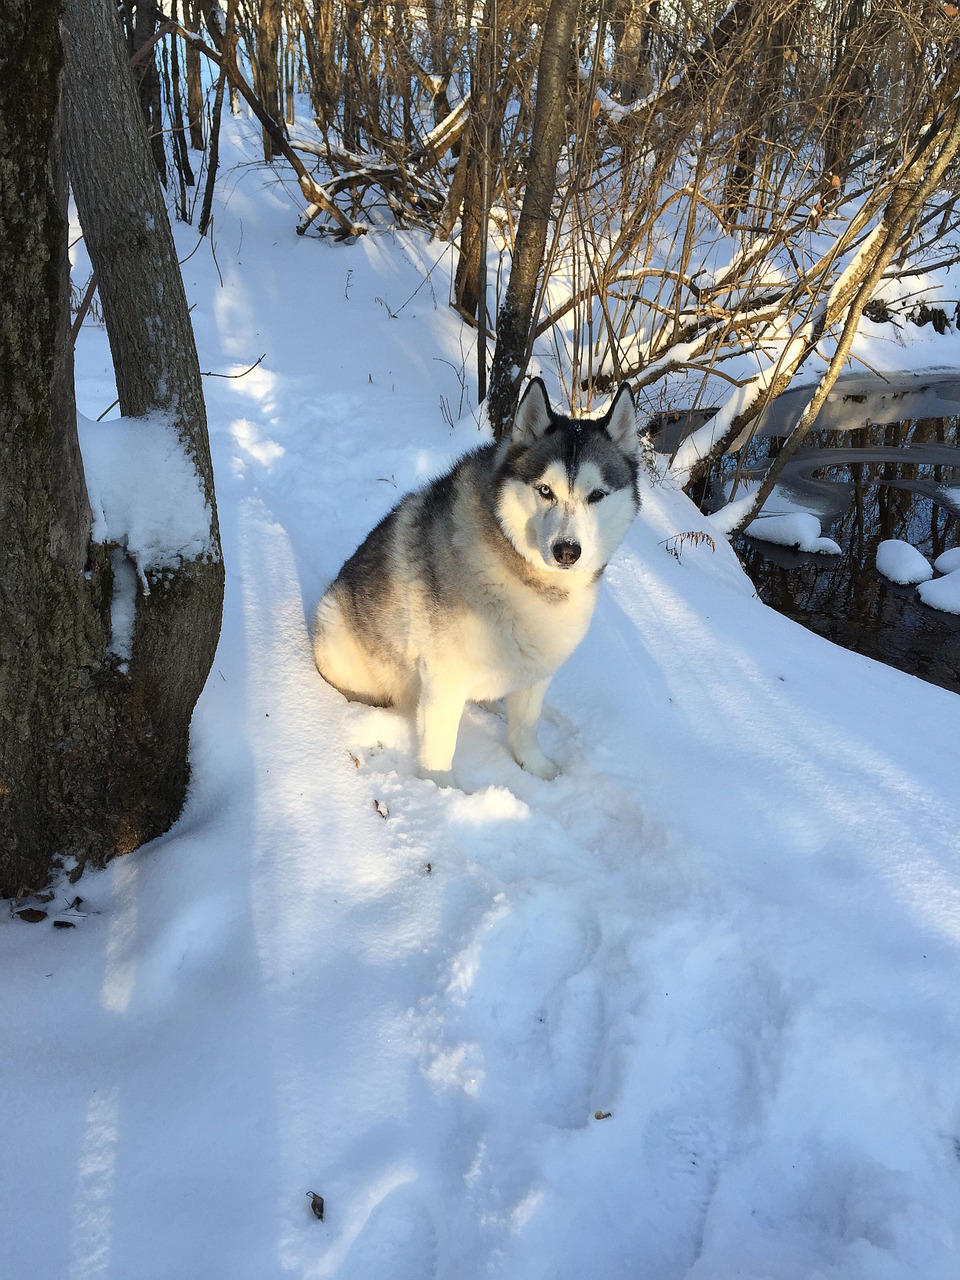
[312,378,639,786]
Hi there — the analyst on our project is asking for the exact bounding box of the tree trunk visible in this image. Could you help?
[122,0,168,186]
[255,0,282,161]
[609,0,654,102]
[295,0,338,129]
[487,0,580,436]
[453,0,497,321]
[63,0,220,504]
[0,0,93,895]
[167,0,196,216]
[0,0,224,898]
[186,0,205,148]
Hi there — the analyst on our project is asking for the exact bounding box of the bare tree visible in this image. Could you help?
[0,0,224,899]
[487,0,581,435]
[252,0,283,159]
[104,0,960,523]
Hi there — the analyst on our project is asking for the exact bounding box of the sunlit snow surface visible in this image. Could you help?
[4,122,960,1280]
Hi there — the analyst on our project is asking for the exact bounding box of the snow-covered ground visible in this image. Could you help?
[4,133,960,1280]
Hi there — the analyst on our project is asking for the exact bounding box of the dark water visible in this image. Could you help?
[737,532,960,694]
[730,423,960,694]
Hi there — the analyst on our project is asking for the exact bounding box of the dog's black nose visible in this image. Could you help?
[553,540,581,566]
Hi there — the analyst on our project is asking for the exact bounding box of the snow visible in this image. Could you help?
[748,509,842,553]
[875,539,933,585]
[5,121,960,1280]
[79,410,216,585]
[708,480,842,553]
[870,545,960,616]
[918,570,960,615]
[934,547,960,575]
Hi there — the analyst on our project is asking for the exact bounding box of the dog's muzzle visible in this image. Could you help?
[552,540,582,567]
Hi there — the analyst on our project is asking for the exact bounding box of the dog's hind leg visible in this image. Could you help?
[313,593,392,706]
[506,678,558,780]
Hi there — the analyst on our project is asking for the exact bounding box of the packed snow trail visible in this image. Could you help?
[3,136,960,1280]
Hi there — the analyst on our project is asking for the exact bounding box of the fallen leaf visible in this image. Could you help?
[16,908,47,924]
[306,1191,325,1220]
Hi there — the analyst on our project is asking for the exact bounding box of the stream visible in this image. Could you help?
[684,375,960,693]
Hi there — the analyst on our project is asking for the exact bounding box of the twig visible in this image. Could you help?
[170,20,364,237]
[70,270,99,347]
[200,353,267,379]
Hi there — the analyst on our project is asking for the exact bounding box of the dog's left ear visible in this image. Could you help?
[604,383,637,451]
[511,377,553,445]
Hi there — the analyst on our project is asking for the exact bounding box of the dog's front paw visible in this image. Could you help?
[420,766,457,789]
[514,747,560,781]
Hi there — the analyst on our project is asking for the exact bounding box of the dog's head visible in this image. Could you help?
[496,379,640,577]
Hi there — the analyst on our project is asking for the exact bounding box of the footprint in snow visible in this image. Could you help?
[332,1182,438,1280]
[442,893,607,1129]
[637,1107,721,1277]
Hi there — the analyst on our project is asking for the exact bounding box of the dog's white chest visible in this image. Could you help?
[455,576,597,698]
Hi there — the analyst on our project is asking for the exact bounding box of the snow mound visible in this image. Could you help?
[875,540,933,585]
[745,510,842,554]
[708,482,841,553]
[933,546,960,575]
[918,568,960,614]
[79,411,215,580]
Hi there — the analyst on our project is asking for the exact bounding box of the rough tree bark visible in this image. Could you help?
[0,0,224,898]
[254,0,282,161]
[1,0,92,896]
[122,0,167,186]
[185,0,206,148]
[487,0,581,436]
[453,0,498,321]
[63,0,221,507]
[609,0,655,102]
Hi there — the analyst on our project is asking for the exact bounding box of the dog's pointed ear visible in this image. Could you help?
[604,382,637,451]
[511,377,553,445]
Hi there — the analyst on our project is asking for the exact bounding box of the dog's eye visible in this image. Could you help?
[587,489,607,504]
[535,483,555,501]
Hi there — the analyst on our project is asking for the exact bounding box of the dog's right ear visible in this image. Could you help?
[604,382,637,452]
[511,377,553,445]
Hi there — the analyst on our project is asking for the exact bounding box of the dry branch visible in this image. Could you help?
[173,22,364,236]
